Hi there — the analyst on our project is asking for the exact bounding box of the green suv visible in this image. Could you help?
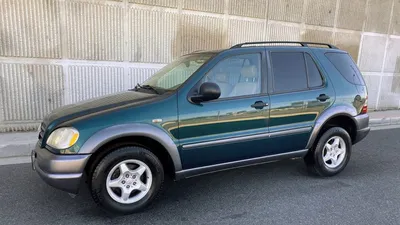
[31,41,370,214]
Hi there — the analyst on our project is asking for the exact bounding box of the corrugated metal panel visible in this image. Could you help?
[305,0,336,27]
[65,1,124,61]
[0,122,40,133]
[0,84,3,122]
[267,23,300,41]
[68,65,125,103]
[228,19,265,45]
[183,0,225,14]
[359,35,387,72]
[383,38,400,73]
[268,0,304,23]
[128,68,159,87]
[229,0,267,19]
[0,0,61,58]
[378,76,400,109]
[0,63,64,121]
[301,29,333,43]
[391,0,400,35]
[129,0,177,8]
[363,75,380,108]
[336,0,367,31]
[129,8,178,63]
[180,14,225,55]
[1,0,400,131]
[364,0,392,34]
[334,32,361,61]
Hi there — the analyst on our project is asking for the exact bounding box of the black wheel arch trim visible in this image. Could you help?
[78,123,182,171]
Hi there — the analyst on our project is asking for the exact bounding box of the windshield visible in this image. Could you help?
[141,54,214,92]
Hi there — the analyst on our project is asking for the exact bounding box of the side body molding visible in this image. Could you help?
[306,104,357,149]
[78,124,182,171]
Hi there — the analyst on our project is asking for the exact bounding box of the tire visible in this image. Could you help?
[304,127,352,177]
[90,146,164,214]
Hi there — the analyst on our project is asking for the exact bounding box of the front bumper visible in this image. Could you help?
[31,143,91,194]
[353,114,370,144]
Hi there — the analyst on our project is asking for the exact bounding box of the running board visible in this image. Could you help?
[175,149,308,180]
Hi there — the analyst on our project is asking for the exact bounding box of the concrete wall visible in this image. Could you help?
[0,0,399,132]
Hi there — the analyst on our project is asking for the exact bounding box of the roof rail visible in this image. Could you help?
[230,41,338,49]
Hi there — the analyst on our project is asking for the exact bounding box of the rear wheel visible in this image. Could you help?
[90,146,164,214]
[305,127,351,176]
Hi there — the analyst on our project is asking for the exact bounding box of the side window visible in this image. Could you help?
[305,53,323,87]
[201,53,261,98]
[271,52,307,93]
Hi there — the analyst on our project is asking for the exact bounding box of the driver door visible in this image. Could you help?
[177,49,270,169]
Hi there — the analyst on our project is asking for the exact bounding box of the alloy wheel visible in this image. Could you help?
[322,136,346,169]
[106,159,152,204]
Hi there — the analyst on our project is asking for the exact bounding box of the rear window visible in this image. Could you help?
[325,52,365,85]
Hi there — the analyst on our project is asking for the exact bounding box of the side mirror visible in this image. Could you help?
[191,82,221,103]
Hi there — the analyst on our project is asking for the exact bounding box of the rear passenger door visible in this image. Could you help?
[266,48,335,154]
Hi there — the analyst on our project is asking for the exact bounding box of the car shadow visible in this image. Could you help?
[71,150,384,219]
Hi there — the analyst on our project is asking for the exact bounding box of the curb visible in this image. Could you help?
[369,117,400,126]
[0,142,35,158]
[0,132,38,158]
[1,116,400,160]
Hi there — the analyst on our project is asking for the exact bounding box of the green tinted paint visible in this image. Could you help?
[40,45,367,172]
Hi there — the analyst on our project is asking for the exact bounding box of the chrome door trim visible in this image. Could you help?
[175,149,308,180]
[269,126,311,138]
[182,127,311,150]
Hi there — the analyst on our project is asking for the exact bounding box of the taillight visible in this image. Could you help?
[361,96,368,114]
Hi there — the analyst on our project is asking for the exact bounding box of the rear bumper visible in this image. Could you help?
[31,143,91,194]
[354,127,370,144]
[353,114,370,144]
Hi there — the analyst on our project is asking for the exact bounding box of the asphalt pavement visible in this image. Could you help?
[1,128,400,225]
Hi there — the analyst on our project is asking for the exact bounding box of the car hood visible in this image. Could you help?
[43,91,158,127]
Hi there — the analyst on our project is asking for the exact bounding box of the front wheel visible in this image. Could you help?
[90,146,164,214]
[305,127,352,176]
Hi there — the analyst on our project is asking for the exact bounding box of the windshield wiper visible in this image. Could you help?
[133,83,160,94]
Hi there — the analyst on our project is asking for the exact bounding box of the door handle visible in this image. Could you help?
[316,94,330,102]
[251,101,268,109]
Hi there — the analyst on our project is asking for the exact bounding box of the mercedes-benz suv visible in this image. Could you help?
[31,41,370,214]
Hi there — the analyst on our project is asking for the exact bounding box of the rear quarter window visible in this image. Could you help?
[325,52,365,85]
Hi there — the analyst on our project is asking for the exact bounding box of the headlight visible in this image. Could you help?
[46,127,79,149]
